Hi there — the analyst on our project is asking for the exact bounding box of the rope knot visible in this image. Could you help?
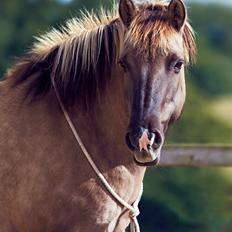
[129,204,141,232]
[129,207,140,219]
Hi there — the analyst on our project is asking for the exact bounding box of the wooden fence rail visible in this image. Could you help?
[160,144,232,167]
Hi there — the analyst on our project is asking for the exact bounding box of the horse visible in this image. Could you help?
[0,0,196,231]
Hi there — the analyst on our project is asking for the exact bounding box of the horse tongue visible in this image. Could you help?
[138,131,154,152]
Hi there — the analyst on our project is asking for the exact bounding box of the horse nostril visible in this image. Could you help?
[126,128,164,152]
[125,132,136,151]
[152,130,163,149]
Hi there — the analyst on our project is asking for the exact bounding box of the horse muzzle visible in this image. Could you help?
[125,128,164,166]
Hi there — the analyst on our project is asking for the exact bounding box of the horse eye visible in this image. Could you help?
[173,60,184,74]
[118,60,128,72]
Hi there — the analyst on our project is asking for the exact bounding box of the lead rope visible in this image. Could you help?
[51,79,143,232]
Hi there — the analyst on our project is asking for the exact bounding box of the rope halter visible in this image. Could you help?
[52,79,143,232]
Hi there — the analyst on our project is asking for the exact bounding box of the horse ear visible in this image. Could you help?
[119,0,136,27]
[168,0,187,31]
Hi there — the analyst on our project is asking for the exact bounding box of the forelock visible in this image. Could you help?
[125,2,196,63]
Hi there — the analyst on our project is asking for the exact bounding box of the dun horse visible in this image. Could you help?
[0,0,196,231]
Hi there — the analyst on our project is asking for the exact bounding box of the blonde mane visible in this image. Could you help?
[7,0,196,108]
[32,5,120,64]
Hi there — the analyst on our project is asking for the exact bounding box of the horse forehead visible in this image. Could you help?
[127,24,184,60]
[136,58,167,78]
[141,64,149,76]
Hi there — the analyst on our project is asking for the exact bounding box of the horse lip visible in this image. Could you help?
[133,156,160,167]
[133,148,161,167]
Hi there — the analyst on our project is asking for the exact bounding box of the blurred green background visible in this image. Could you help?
[1,0,232,231]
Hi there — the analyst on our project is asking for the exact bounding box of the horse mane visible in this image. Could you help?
[6,1,196,108]
[7,6,124,108]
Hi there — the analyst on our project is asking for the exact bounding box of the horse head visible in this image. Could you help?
[118,0,195,166]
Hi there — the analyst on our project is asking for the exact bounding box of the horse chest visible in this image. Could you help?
[71,180,130,231]
[67,164,138,232]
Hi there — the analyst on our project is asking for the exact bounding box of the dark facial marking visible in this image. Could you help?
[148,32,153,62]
